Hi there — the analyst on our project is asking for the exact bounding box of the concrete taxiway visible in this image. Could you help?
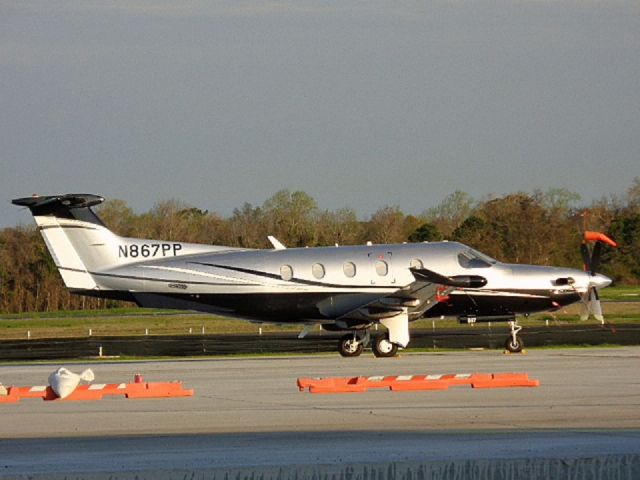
[1,347,639,478]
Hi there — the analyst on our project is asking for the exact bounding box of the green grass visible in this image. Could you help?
[0,307,177,319]
[0,286,638,340]
[0,313,302,339]
[598,285,640,301]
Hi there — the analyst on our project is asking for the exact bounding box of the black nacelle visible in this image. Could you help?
[448,275,488,288]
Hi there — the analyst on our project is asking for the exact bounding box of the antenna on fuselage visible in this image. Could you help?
[268,236,286,250]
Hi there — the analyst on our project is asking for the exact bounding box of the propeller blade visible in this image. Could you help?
[584,231,618,247]
[579,293,590,321]
[578,231,616,323]
[590,242,602,274]
[590,287,604,324]
[580,243,591,272]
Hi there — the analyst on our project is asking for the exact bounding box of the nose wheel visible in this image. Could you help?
[504,321,524,353]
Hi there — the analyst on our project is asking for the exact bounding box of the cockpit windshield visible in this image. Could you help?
[457,248,497,269]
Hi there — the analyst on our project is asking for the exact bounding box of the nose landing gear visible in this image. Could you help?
[504,320,524,353]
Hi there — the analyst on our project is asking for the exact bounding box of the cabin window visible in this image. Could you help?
[375,260,388,276]
[280,265,293,281]
[410,258,423,269]
[343,261,356,278]
[312,263,325,279]
[457,249,493,269]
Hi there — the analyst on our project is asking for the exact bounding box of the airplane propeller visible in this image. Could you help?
[579,231,617,324]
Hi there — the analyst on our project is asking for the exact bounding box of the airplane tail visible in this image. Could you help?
[13,193,232,293]
[12,194,121,290]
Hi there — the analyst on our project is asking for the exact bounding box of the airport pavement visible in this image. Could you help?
[1,347,639,478]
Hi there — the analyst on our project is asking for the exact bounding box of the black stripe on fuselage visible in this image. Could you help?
[38,225,99,231]
[189,261,397,289]
[60,264,395,290]
[58,266,249,287]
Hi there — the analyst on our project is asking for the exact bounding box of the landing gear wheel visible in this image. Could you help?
[339,334,364,357]
[505,320,524,353]
[372,334,399,358]
[504,336,524,353]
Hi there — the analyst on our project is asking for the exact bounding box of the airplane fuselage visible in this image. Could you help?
[79,240,592,324]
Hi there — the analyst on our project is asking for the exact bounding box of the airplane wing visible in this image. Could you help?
[336,267,485,325]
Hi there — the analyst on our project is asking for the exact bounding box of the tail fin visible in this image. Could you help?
[14,193,228,292]
[13,194,117,290]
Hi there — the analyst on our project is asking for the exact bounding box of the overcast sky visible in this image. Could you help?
[2,1,639,227]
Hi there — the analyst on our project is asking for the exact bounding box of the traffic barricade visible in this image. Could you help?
[298,372,539,394]
[0,375,193,403]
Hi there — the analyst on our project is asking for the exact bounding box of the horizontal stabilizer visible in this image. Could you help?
[12,194,104,214]
[13,194,106,227]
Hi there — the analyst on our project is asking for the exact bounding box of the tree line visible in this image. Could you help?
[1,179,639,314]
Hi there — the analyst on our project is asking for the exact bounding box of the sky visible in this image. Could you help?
[2,1,639,227]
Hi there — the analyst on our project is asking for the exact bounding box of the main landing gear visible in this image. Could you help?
[371,333,398,358]
[338,333,365,358]
[338,332,400,358]
[338,309,409,358]
[504,320,524,353]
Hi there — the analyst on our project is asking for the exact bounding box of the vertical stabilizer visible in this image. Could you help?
[12,194,111,290]
[13,193,225,292]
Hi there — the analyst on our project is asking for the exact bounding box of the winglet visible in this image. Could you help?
[268,235,286,250]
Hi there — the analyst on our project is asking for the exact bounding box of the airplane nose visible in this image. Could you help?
[591,273,612,289]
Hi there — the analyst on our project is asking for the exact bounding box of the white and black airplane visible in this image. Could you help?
[13,193,616,357]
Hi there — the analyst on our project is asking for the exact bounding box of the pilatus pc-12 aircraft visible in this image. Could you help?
[13,193,616,358]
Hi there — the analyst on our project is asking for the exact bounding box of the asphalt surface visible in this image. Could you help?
[2,432,639,479]
[1,348,639,478]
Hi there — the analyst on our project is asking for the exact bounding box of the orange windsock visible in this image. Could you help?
[583,231,618,247]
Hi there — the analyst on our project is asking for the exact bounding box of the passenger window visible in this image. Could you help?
[343,262,356,278]
[410,258,423,269]
[280,265,293,281]
[312,263,325,279]
[375,260,388,276]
